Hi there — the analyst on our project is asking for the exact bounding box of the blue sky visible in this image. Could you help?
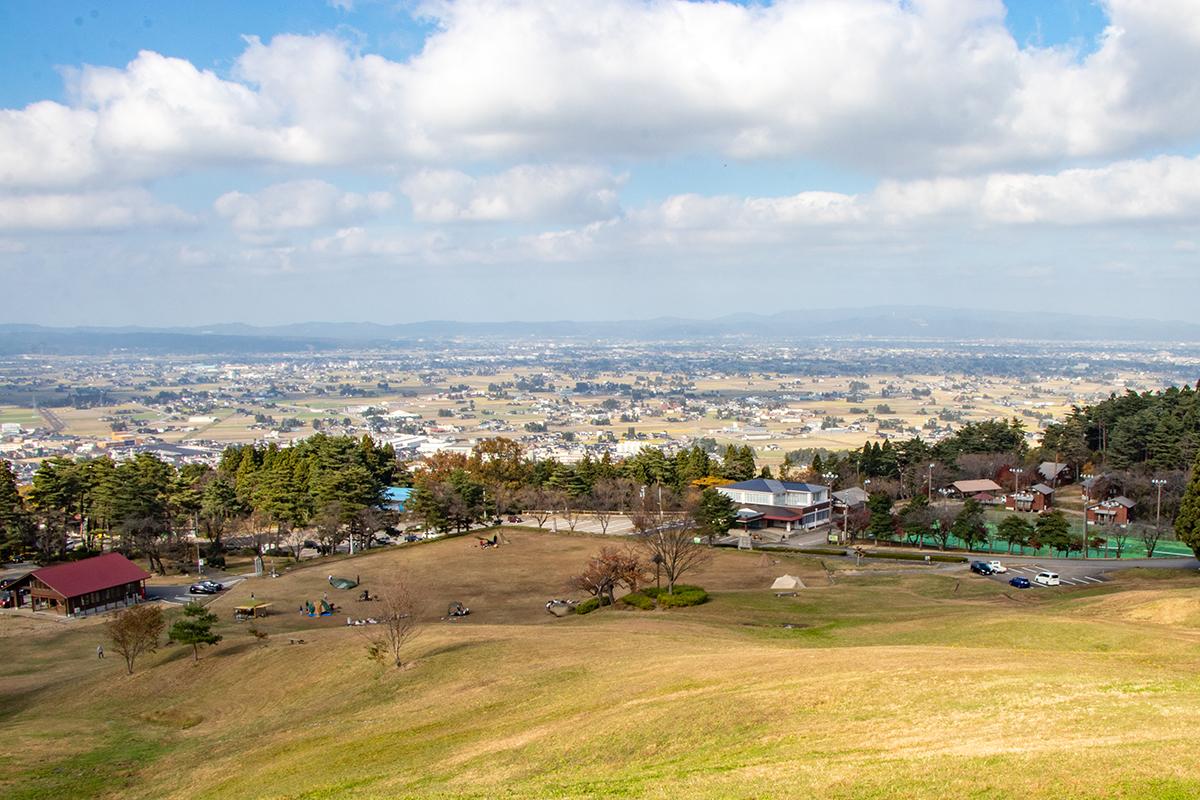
[2,0,1198,326]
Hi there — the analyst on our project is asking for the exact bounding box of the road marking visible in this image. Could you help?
[1081,576,1103,583]
[1058,578,1079,585]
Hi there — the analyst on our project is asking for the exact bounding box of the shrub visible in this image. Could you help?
[620,591,655,610]
[794,547,848,556]
[638,584,709,607]
[575,597,601,615]
[865,550,967,563]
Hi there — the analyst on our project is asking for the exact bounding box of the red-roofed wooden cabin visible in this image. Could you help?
[28,553,151,615]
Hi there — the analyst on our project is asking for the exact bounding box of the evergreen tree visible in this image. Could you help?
[866,493,895,541]
[1035,510,1073,557]
[0,459,29,559]
[169,602,222,661]
[951,499,987,551]
[1175,452,1200,558]
[694,487,737,545]
[997,514,1033,555]
[900,493,931,546]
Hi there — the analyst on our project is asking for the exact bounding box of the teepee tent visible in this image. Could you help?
[771,574,805,590]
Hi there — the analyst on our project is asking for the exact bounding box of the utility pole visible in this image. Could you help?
[1152,478,1167,531]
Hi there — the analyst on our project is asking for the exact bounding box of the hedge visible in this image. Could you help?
[794,547,848,556]
[642,585,709,607]
[863,550,968,563]
[575,597,601,615]
[620,592,656,610]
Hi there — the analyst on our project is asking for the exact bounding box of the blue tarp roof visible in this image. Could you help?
[384,486,413,507]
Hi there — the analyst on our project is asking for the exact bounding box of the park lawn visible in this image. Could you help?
[2,533,1200,799]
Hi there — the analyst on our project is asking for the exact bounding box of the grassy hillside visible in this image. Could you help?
[3,532,1200,799]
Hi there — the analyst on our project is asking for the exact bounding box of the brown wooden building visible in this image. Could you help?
[1086,496,1135,527]
[28,553,151,616]
[1006,483,1054,513]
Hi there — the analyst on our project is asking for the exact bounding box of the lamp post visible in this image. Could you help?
[1011,467,1024,494]
[823,471,837,530]
[938,487,951,506]
[927,463,935,499]
[1152,478,1167,532]
[1080,472,1094,559]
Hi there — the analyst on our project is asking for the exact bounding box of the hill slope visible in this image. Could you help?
[3,533,1200,799]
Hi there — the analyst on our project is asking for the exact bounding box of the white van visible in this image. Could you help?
[1034,571,1060,586]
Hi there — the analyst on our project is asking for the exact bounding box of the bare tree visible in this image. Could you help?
[567,546,646,606]
[639,527,711,594]
[280,525,308,561]
[590,477,634,534]
[105,604,166,675]
[560,492,582,532]
[520,486,554,528]
[313,501,347,555]
[367,575,421,669]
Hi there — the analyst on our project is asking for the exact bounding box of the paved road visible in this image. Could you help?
[146,575,245,605]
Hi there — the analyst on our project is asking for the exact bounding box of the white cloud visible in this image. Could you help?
[3,1,1200,189]
[214,180,392,231]
[0,189,193,231]
[400,165,622,223]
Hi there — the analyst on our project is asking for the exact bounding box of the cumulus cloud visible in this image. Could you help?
[400,165,622,223]
[214,180,392,231]
[0,189,193,231]
[3,1,1200,189]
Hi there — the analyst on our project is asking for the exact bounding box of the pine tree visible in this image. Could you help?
[1175,452,1200,558]
[866,493,895,541]
[169,602,222,661]
[0,459,29,559]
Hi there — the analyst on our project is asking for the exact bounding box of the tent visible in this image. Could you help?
[771,574,805,591]
[328,575,359,590]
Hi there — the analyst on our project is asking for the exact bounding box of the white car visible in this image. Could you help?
[987,560,1007,573]
[1033,571,1060,586]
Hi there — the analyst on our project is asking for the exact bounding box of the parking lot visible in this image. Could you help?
[981,561,1109,588]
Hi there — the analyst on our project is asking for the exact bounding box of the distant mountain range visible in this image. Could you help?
[2,306,1199,355]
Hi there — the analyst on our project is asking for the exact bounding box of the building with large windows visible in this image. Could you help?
[717,478,832,531]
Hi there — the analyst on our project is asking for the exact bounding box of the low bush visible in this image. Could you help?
[794,547,848,556]
[866,550,968,563]
[639,585,709,607]
[575,597,601,615]
[620,592,655,610]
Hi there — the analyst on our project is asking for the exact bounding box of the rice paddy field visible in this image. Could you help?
[3,530,1200,799]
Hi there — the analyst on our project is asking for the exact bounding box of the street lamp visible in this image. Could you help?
[823,471,839,536]
[1080,472,1094,559]
[1152,478,1167,531]
[1011,467,1024,495]
[927,463,936,499]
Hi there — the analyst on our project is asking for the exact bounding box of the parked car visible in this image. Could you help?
[1033,571,1060,586]
[969,561,994,575]
[1009,576,1031,589]
[987,560,1007,573]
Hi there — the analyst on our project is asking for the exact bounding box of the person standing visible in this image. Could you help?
[96,644,104,659]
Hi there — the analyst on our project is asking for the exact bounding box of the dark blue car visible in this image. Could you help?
[969,561,994,575]
[1009,576,1031,589]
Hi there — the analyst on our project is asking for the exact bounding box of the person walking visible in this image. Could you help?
[96,644,104,659]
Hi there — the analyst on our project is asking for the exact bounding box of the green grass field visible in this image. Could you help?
[3,531,1200,799]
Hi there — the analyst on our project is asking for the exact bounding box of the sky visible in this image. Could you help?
[1,0,1198,326]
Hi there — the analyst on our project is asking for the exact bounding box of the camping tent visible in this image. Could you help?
[771,574,805,590]
[328,575,359,590]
